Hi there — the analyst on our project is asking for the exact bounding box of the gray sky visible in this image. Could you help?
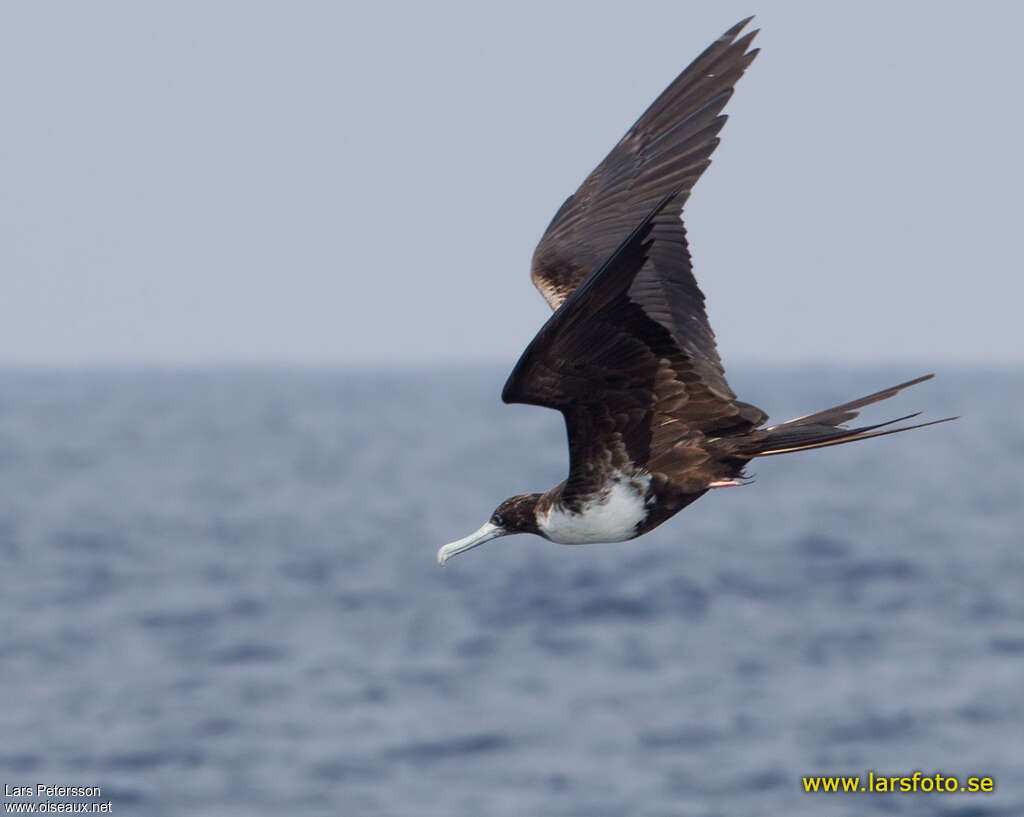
[1,1,1021,367]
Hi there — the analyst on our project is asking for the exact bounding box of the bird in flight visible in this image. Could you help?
[437,18,954,566]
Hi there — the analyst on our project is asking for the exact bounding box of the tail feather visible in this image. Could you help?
[747,374,956,457]
[764,373,935,430]
[754,415,957,457]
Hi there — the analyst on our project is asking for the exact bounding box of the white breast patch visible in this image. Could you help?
[538,471,651,544]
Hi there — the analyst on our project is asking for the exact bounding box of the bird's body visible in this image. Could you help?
[437,18,954,566]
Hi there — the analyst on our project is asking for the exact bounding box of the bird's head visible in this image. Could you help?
[436,493,542,566]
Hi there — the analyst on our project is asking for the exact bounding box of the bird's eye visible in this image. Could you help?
[493,514,504,526]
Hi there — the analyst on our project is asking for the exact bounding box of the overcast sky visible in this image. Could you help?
[1,1,1021,367]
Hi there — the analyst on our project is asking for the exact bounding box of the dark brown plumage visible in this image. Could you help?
[436,18,954,566]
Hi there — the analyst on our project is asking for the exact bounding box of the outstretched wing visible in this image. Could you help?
[504,194,766,501]
[531,17,759,312]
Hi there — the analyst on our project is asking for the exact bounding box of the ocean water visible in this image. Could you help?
[0,366,1020,817]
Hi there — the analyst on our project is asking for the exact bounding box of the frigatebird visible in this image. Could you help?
[437,18,953,566]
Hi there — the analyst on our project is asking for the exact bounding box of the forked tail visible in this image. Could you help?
[747,374,956,457]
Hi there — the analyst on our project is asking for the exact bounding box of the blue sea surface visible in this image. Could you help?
[0,366,1020,816]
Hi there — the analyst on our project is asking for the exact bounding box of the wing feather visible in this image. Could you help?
[530,19,759,316]
[508,20,766,503]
